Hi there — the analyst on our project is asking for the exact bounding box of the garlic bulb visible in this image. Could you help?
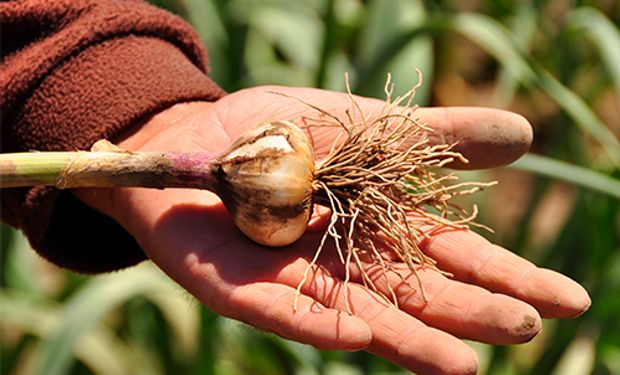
[212,121,315,246]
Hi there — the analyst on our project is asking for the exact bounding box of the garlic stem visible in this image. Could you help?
[0,148,219,191]
[0,122,316,248]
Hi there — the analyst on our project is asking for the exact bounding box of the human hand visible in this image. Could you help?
[76,86,591,375]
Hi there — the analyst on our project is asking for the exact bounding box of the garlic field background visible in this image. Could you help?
[1,0,619,374]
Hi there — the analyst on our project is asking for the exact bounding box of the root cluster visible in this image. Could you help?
[281,73,494,312]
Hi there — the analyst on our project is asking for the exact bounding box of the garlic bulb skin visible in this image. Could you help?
[213,121,315,247]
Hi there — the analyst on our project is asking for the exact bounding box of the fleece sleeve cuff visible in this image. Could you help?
[2,35,225,273]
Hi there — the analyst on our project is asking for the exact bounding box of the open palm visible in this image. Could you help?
[78,86,590,375]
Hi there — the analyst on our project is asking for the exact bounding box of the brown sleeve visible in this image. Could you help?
[0,0,226,273]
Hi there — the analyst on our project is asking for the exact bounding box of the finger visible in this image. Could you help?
[215,281,373,351]
[310,105,533,170]
[366,308,479,375]
[351,263,542,345]
[419,228,591,318]
[414,106,533,169]
[282,261,479,375]
[305,210,542,343]
[222,86,532,169]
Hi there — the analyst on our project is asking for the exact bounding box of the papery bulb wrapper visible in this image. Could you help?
[213,121,315,247]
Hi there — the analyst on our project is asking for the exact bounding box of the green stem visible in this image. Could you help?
[0,149,219,191]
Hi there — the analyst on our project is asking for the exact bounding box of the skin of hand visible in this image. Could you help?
[75,86,591,375]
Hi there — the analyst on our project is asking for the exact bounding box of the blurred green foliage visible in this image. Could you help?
[2,0,619,374]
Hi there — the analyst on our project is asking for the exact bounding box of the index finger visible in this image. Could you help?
[243,87,533,169]
[415,106,533,169]
[307,103,533,170]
